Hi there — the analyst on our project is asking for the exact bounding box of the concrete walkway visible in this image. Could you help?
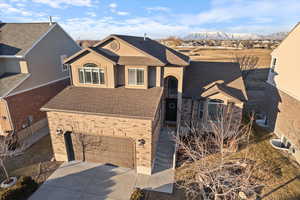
[135,127,176,194]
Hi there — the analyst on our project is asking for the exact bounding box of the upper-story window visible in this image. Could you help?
[78,63,105,85]
[60,55,69,72]
[128,68,144,85]
[271,57,277,71]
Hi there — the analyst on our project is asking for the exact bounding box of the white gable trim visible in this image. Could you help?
[5,76,69,97]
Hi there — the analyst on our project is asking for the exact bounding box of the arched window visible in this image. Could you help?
[78,63,105,85]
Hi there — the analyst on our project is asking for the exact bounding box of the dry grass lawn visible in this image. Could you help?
[175,48,272,68]
[174,126,300,200]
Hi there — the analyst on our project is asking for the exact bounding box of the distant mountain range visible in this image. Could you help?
[183,31,288,40]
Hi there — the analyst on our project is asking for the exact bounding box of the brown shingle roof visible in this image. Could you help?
[0,73,29,97]
[183,61,247,101]
[95,34,190,66]
[0,23,53,56]
[42,86,163,119]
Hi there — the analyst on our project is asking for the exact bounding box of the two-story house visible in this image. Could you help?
[42,34,247,175]
[266,23,300,163]
[0,22,80,145]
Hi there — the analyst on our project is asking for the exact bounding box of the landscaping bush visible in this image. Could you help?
[130,188,145,200]
[0,176,38,200]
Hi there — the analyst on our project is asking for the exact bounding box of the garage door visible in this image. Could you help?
[73,135,135,169]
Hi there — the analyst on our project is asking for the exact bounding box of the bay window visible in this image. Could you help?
[78,63,105,85]
[128,68,144,85]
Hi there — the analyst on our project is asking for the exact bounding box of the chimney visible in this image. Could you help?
[144,33,147,41]
[49,16,53,26]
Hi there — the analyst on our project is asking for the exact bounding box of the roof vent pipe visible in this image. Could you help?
[144,33,147,41]
[49,16,53,26]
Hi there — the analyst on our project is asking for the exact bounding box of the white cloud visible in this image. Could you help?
[60,17,190,39]
[146,6,170,12]
[116,11,129,16]
[179,0,300,26]
[108,2,129,16]
[109,3,117,9]
[31,0,93,8]
[0,2,33,16]
[86,11,96,17]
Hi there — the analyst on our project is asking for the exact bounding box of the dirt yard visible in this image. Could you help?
[2,135,62,184]
[175,48,272,68]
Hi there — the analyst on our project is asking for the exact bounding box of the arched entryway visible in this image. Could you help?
[165,76,178,122]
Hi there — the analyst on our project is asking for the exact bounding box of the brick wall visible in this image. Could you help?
[46,111,160,175]
[5,78,69,134]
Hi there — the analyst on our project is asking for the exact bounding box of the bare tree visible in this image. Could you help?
[234,55,259,81]
[176,104,264,200]
[71,121,105,162]
[0,134,25,184]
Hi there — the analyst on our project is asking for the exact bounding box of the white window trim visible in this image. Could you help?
[78,66,105,85]
[271,57,277,72]
[60,55,69,72]
[128,68,145,86]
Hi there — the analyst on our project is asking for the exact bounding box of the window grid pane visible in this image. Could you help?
[128,69,137,85]
[78,68,84,83]
[136,69,144,85]
[84,69,92,84]
[99,69,105,84]
[92,69,100,84]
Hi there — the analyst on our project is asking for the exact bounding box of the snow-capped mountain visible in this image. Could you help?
[183,31,287,40]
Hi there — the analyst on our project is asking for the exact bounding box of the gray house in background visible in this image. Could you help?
[0,22,81,144]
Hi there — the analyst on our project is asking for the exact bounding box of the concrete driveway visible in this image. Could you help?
[29,161,137,200]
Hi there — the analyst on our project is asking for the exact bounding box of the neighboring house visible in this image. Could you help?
[266,23,300,163]
[0,22,81,144]
[42,34,247,175]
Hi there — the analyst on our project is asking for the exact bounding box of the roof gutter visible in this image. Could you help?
[40,107,155,121]
[0,55,24,58]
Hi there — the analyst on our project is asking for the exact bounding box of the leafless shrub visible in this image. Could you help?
[176,105,264,200]
[0,134,25,183]
[234,55,259,81]
[71,121,105,162]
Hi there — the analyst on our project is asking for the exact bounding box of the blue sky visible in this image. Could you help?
[1,0,300,39]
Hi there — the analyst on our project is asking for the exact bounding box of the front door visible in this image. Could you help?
[64,132,75,161]
[166,98,177,122]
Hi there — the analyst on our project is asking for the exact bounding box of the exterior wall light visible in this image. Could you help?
[56,128,63,135]
[138,139,145,146]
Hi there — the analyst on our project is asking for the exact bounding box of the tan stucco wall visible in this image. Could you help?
[270,24,300,100]
[163,66,184,126]
[11,24,80,93]
[100,39,145,57]
[70,52,116,88]
[0,99,12,134]
[47,111,161,175]
[267,87,300,163]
